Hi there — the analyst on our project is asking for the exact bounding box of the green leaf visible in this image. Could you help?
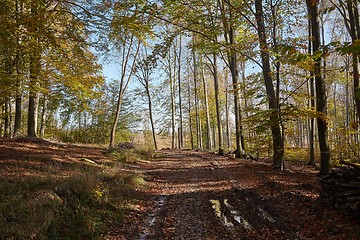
[341,40,360,54]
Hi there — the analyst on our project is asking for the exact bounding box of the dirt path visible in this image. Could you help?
[109,149,360,240]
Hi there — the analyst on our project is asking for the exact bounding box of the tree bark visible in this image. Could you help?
[187,76,194,149]
[229,22,243,158]
[146,86,157,150]
[177,35,184,148]
[13,0,22,138]
[308,18,316,165]
[3,98,11,138]
[212,54,224,155]
[39,92,48,138]
[27,2,40,138]
[27,53,40,138]
[193,48,201,149]
[306,0,331,175]
[254,0,284,169]
[14,93,22,137]
[201,64,212,151]
[170,55,176,149]
[346,0,360,121]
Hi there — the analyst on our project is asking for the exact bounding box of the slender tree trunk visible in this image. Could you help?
[346,57,350,128]
[135,46,158,150]
[229,26,243,158]
[352,54,360,120]
[238,60,246,152]
[177,36,184,148]
[14,93,22,137]
[199,115,203,149]
[170,64,176,149]
[13,0,22,137]
[212,54,224,155]
[3,98,10,138]
[110,92,123,147]
[187,76,194,149]
[201,65,212,151]
[39,92,48,138]
[255,0,284,169]
[307,0,331,175]
[218,0,242,157]
[225,85,230,151]
[270,0,283,155]
[109,38,140,148]
[146,87,157,150]
[346,0,360,120]
[308,18,316,165]
[193,48,201,149]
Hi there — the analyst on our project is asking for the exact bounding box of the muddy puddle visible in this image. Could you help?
[140,195,168,240]
[210,198,276,231]
[209,198,251,230]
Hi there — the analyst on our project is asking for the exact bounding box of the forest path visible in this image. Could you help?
[108,149,360,240]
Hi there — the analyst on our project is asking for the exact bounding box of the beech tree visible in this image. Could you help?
[306,0,331,175]
[254,0,284,169]
[135,45,158,150]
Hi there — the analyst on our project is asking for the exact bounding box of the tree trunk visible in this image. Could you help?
[14,93,22,137]
[177,35,184,148]
[212,54,224,155]
[218,0,243,157]
[201,64,212,151]
[229,27,243,158]
[39,92,48,138]
[193,48,201,149]
[346,0,360,121]
[109,37,140,148]
[308,18,316,165]
[306,0,331,175]
[170,61,176,149]
[187,76,194,149]
[146,87,157,150]
[27,53,40,138]
[3,98,10,138]
[13,0,22,138]
[345,57,350,128]
[110,92,123,147]
[254,0,284,169]
[225,83,230,151]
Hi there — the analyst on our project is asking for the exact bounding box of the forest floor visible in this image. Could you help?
[0,138,359,239]
[108,149,360,240]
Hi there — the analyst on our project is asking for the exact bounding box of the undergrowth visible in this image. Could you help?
[109,146,155,163]
[0,153,147,239]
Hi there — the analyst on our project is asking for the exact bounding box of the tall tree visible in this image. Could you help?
[135,45,158,150]
[306,0,331,175]
[193,47,202,149]
[254,0,284,169]
[330,0,360,120]
[201,58,213,151]
[175,35,184,148]
[27,0,42,138]
[219,0,244,158]
[308,17,316,165]
[109,35,140,147]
